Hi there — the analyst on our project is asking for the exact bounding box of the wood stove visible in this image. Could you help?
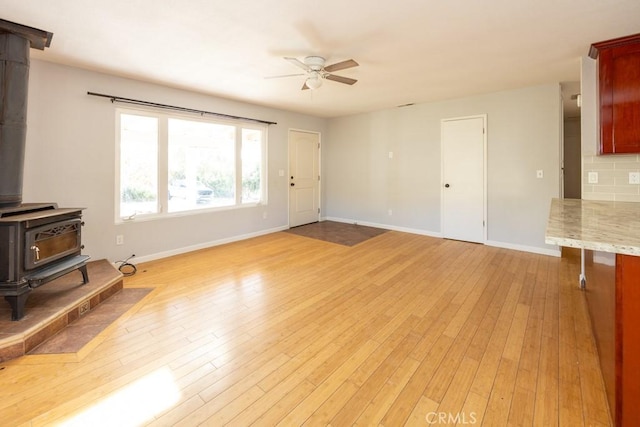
[0,20,90,320]
[0,204,89,320]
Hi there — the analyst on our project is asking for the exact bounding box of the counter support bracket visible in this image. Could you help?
[579,248,586,289]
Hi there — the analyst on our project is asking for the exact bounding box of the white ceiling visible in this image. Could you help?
[2,0,640,118]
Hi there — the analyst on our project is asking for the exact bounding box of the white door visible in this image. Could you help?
[442,116,486,243]
[289,130,319,227]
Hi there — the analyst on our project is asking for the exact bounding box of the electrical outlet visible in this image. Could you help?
[79,300,90,316]
[388,151,394,159]
[588,172,598,184]
[629,172,640,184]
[116,235,124,245]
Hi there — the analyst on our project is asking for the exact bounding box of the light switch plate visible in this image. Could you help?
[629,172,640,184]
[588,172,598,184]
[536,170,543,178]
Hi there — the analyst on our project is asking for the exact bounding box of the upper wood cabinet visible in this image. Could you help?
[589,34,640,154]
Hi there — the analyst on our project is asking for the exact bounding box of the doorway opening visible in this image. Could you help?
[561,81,582,199]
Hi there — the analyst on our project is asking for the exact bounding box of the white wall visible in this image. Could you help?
[325,84,562,255]
[22,60,563,262]
[23,60,327,262]
[580,56,640,202]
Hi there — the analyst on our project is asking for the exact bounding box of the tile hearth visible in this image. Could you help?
[0,260,124,362]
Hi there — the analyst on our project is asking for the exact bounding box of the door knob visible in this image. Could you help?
[445,183,450,188]
[290,183,295,187]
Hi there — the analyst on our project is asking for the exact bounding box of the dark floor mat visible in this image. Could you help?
[284,221,388,246]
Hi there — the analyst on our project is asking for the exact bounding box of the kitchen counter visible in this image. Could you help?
[546,197,640,426]
[545,198,640,255]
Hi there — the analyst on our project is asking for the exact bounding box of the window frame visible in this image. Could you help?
[115,107,268,223]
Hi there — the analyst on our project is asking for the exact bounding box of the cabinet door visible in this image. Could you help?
[584,250,616,420]
[599,41,640,154]
[616,254,640,426]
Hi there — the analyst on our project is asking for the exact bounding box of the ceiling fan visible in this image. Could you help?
[268,56,359,90]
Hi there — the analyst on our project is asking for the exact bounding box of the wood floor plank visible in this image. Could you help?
[407,395,439,425]
[482,357,519,425]
[147,395,205,427]
[557,256,586,427]
[469,254,526,399]
[422,251,512,404]
[276,339,380,426]
[458,391,488,426]
[462,251,513,362]
[353,356,421,426]
[329,318,422,426]
[236,342,343,425]
[0,230,613,426]
[434,356,479,419]
[380,334,454,426]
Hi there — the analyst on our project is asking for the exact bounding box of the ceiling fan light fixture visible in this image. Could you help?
[306,73,323,90]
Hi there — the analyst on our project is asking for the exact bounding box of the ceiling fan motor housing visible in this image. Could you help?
[304,56,325,71]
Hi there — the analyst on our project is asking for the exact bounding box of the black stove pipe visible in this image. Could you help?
[0,32,30,208]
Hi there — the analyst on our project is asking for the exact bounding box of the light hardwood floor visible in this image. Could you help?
[0,231,612,426]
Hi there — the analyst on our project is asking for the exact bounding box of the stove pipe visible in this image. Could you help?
[0,33,30,208]
[0,20,53,208]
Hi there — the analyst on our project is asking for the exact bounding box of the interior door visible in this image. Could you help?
[289,130,319,227]
[442,116,486,243]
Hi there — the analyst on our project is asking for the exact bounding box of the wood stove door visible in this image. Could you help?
[24,219,82,270]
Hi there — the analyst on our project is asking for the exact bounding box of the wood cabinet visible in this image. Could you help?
[589,34,640,154]
[585,250,640,426]
[616,254,640,426]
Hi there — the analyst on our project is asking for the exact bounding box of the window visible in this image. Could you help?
[117,109,266,221]
[119,114,159,218]
[167,119,236,212]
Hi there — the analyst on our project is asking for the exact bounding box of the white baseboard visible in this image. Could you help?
[129,220,560,265]
[485,240,561,257]
[130,225,289,264]
[323,216,560,257]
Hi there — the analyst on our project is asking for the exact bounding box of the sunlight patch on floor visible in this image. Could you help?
[59,368,180,426]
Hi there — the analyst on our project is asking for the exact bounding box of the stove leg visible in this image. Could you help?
[79,264,89,284]
[4,293,29,321]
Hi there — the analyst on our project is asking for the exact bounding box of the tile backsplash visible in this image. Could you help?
[582,154,640,202]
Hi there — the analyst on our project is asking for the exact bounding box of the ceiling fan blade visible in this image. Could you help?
[284,57,311,71]
[326,74,357,85]
[324,59,359,73]
[264,73,305,80]
[301,81,310,90]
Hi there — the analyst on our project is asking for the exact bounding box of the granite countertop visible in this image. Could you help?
[545,198,640,256]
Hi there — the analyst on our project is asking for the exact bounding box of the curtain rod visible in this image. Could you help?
[87,91,277,125]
